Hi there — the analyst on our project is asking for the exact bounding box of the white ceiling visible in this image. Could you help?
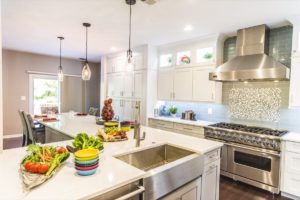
[2,0,300,62]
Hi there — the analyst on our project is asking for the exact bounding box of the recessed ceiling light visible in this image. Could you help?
[111,47,117,51]
[184,25,194,32]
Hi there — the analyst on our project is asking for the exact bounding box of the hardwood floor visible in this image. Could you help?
[1,138,293,200]
[220,176,291,200]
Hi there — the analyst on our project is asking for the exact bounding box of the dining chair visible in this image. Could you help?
[18,110,28,146]
[24,113,46,144]
[88,107,99,116]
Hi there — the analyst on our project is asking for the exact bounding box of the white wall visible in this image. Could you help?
[0,1,3,152]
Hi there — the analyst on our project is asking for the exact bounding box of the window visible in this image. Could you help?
[176,51,191,65]
[160,54,173,67]
[29,74,60,115]
[197,47,214,63]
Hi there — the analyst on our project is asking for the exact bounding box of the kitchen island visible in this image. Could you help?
[0,114,223,200]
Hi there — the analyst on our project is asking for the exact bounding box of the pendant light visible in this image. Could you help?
[57,36,64,82]
[82,23,92,81]
[126,0,136,70]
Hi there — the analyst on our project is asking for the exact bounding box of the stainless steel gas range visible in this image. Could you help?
[204,122,288,194]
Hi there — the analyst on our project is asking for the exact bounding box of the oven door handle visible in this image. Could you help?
[226,142,280,157]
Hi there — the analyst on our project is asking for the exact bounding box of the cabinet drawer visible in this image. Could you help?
[204,149,220,165]
[286,141,300,154]
[148,119,174,129]
[174,123,204,134]
[283,172,300,197]
[286,151,300,175]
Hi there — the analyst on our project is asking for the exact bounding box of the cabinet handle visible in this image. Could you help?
[173,92,175,99]
[170,93,173,99]
[183,127,193,131]
[132,92,134,97]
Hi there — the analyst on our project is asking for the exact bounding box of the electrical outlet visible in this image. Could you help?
[208,108,213,115]
[20,96,26,101]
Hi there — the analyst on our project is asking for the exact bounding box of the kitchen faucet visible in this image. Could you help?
[134,101,146,147]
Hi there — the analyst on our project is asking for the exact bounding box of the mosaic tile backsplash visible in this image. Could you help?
[228,88,281,122]
[162,81,300,132]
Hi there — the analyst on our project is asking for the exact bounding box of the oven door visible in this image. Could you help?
[227,143,280,187]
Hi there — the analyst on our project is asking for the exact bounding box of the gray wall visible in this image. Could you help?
[2,49,100,136]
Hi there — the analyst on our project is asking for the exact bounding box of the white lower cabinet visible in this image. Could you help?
[281,141,300,199]
[148,118,204,138]
[201,159,220,200]
[162,177,202,200]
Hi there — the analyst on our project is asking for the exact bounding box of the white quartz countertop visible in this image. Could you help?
[281,132,300,143]
[149,116,215,127]
[0,114,223,200]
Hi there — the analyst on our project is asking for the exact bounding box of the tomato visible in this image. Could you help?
[24,161,33,171]
[38,163,49,174]
[29,163,40,173]
[56,147,66,154]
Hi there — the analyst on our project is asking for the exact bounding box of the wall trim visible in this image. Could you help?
[3,134,23,139]
[27,70,81,78]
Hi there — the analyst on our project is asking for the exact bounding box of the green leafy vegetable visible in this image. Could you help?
[72,133,104,151]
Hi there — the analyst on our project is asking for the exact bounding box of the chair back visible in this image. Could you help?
[88,107,98,116]
[18,110,28,145]
[24,113,36,144]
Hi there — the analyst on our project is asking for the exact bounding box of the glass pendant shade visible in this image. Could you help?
[58,66,64,82]
[82,62,91,80]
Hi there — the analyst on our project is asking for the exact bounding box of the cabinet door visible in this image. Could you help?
[106,57,115,73]
[290,56,300,107]
[173,68,193,101]
[193,68,215,102]
[112,99,123,120]
[122,100,134,121]
[134,72,143,98]
[123,72,134,98]
[162,177,201,200]
[158,69,174,100]
[114,56,126,72]
[134,54,144,71]
[202,159,220,200]
[114,73,124,97]
[106,74,115,98]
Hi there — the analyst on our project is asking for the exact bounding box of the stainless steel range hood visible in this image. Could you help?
[209,25,290,82]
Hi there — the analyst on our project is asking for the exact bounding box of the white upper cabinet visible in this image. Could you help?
[114,56,127,72]
[157,34,224,103]
[193,68,216,102]
[123,72,134,98]
[113,73,124,97]
[134,54,144,71]
[173,68,193,101]
[133,72,143,98]
[106,74,115,98]
[289,55,300,108]
[158,69,174,100]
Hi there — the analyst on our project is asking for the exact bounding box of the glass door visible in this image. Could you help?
[29,74,60,115]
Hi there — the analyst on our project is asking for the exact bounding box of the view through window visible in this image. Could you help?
[30,75,60,115]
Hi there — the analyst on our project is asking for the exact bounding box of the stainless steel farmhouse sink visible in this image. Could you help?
[115,144,204,199]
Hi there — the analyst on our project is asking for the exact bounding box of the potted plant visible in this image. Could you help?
[169,106,178,118]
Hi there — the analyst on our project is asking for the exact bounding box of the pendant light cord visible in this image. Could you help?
[59,38,62,67]
[86,26,88,63]
[129,3,132,52]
